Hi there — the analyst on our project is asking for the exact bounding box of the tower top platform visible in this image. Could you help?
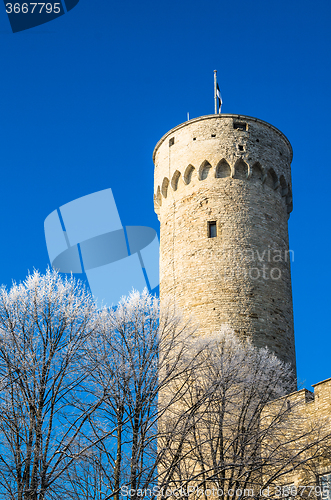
[153,114,293,163]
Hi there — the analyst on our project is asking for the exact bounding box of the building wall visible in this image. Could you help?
[263,377,331,489]
[153,114,296,373]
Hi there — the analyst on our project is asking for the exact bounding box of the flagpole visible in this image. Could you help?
[214,70,217,114]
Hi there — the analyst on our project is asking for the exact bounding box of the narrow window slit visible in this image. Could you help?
[208,221,217,238]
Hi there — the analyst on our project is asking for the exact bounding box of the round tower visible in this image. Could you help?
[153,114,296,373]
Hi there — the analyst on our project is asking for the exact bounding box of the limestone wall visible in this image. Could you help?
[153,114,296,373]
[263,378,331,487]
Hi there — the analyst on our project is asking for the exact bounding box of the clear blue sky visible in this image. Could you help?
[0,0,329,389]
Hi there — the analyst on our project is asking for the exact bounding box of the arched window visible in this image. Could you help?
[251,162,263,182]
[171,170,181,191]
[280,175,288,196]
[215,159,231,178]
[184,164,195,185]
[155,186,162,206]
[234,159,248,180]
[161,177,169,198]
[265,168,278,189]
[199,160,212,180]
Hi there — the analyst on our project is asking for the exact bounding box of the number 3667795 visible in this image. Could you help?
[5,3,62,13]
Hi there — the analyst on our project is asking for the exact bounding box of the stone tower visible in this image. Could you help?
[153,114,296,374]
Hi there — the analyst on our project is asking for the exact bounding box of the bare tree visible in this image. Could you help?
[1,271,328,500]
[158,326,331,500]
[65,290,199,500]
[63,308,331,500]
[0,269,107,500]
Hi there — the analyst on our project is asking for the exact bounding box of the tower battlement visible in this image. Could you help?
[153,114,296,377]
[154,114,293,217]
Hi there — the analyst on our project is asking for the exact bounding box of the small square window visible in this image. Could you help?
[208,221,217,238]
[239,145,244,151]
[169,137,175,146]
[234,122,247,131]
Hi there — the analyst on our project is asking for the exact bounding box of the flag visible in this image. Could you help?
[216,83,222,113]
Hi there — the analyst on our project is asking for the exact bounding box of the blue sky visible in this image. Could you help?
[0,0,329,389]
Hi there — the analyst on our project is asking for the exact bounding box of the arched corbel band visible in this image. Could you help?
[155,159,293,214]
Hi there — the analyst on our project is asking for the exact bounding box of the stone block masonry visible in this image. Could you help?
[153,114,296,376]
